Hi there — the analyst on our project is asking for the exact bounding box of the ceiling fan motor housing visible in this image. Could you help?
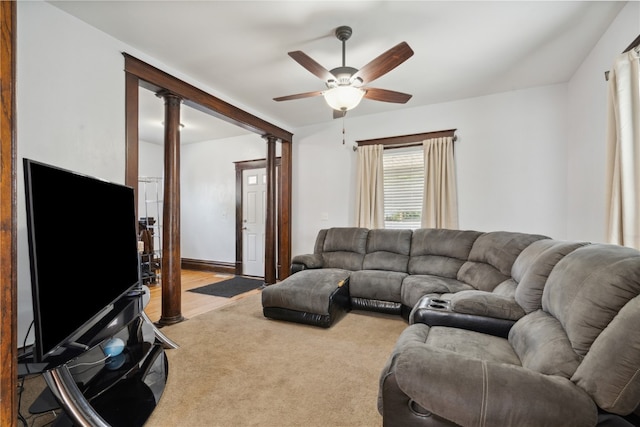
[327,66,360,88]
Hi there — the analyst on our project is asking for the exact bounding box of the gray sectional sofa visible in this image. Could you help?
[261,227,640,426]
[264,227,553,329]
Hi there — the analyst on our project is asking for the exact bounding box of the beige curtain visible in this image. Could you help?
[355,144,384,228]
[606,48,640,248]
[421,136,458,229]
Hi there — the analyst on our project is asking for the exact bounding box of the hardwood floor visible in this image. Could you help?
[143,269,262,323]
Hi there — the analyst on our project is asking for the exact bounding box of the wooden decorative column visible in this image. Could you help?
[158,92,184,325]
[264,135,278,285]
[0,2,16,425]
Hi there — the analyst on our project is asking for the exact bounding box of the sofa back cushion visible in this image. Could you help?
[543,244,640,356]
[363,229,412,272]
[529,243,640,414]
[321,227,369,271]
[313,229,329,254]
[512,239,588,313]
[408,229,482,278]
[457,231,549,292]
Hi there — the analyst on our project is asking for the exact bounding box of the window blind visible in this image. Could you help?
[383,147,424,229]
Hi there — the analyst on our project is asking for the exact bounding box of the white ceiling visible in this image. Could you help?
[49,1,626,145]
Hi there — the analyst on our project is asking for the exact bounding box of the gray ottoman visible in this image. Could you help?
[262,269,352,328]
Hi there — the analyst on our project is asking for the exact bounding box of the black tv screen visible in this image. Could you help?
[23,158,140,364]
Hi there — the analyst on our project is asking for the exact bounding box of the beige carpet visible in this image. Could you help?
[18,292,408,426]
[146,292,407,427]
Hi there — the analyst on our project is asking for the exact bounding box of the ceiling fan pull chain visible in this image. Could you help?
[342,114,346,144]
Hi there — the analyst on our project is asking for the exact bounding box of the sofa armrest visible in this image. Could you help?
[291,253,324,274]
[393,345,598,427]
[450,289,526,321]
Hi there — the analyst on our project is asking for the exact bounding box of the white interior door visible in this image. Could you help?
[242,168,266,277]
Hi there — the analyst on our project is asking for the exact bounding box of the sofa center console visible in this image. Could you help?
[410,295,515,338]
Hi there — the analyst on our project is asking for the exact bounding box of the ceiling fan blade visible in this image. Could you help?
[288,51,335,81]
[273,90,324,102]
[351,42,414,85]
[363,88,412,104]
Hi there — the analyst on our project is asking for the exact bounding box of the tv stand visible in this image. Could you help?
[28,297,172,427]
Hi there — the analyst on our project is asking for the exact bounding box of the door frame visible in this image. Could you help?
[235,158,281,278]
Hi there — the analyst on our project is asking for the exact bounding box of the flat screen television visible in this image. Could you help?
[23,158,141,366]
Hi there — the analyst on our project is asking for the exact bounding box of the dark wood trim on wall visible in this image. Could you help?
[0,2,17,425]
[123,53,292,142]
[181,258,235,275]
[125,72,140,215]
[123,53,294,311]
[278,141,292,279]
[264,136,277,284]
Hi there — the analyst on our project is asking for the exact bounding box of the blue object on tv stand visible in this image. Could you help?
[103,337,125,357]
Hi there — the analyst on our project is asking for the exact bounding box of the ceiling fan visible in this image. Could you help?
[273,25,414,118]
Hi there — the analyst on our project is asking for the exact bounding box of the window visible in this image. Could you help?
[383,147,423,229]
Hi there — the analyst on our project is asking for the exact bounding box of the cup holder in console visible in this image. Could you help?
[425,297,451,310]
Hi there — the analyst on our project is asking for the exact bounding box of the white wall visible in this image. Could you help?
[16,2,133,344]
[139,140,164,179]
[139,135,274,265]
[566,1,640,243]
[180,134,267,263]
[291,84,569,255]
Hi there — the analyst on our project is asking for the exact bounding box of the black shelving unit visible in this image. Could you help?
[138,177,163,286]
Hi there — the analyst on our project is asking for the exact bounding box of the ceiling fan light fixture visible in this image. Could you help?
[323,86,365,111]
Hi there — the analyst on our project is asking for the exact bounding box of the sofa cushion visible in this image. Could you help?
[362,229,412,272]
[320,227,369,270]
[512,239,588,313]
[543,244,640,356]
[408,228,482,277]
[349,270,407,302]
[572,295,640,414]
[401,274,474,308]
[457,231,549,292]
[491,279,517,298]
[423,324,521,364]
[509,310,581,379]
[313,228,328,253]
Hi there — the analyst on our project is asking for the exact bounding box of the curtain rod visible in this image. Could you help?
[605,33,640,81]
[356,129,457,148]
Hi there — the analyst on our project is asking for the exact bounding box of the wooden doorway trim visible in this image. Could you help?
[123,54,294,286]
[234,158,282,278]
[0,2,17,425]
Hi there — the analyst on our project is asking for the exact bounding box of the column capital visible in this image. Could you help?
[156,90,182,106]
[262,134,280,143]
